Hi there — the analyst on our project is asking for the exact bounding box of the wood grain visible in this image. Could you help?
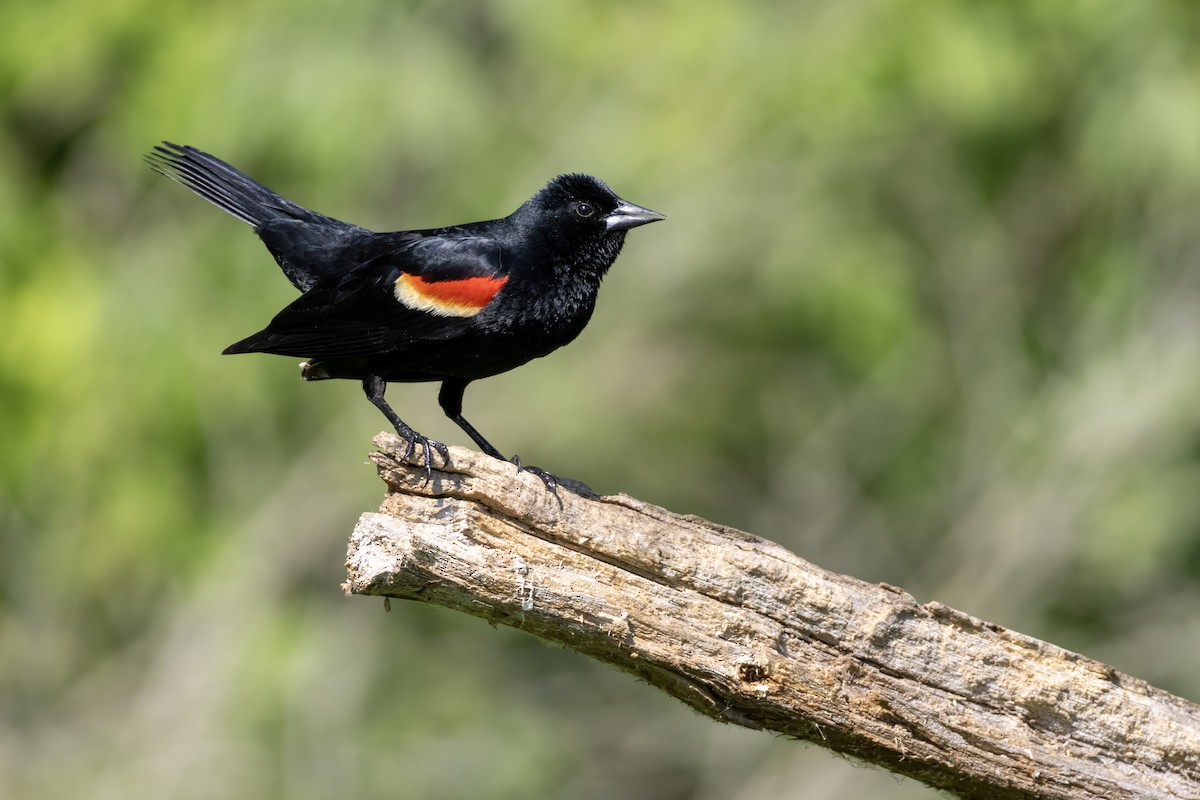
[344,433,1200,800]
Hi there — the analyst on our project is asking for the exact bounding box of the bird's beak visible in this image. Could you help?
[605,201,666,231]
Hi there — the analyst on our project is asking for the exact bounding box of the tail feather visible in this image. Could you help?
[222,330,270,355]
[145,142,326,228]
[148,141,368,292]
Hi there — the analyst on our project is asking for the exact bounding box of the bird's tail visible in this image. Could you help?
[146,142,328,228]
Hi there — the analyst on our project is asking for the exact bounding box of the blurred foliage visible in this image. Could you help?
[2,1,1200,798]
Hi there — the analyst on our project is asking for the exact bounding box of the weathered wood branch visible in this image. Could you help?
[344,433,1200,800]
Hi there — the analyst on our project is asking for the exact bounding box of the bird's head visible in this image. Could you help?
[517,173,664,262]
[537,172,664,232]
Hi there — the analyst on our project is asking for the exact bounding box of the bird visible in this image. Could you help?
[146,142,664,490]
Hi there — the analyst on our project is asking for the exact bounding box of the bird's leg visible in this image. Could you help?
[363,374,448,485]
[438,380,557,492]
[436,379,505,459]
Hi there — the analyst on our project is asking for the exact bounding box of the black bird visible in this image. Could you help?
[146,142,664,489]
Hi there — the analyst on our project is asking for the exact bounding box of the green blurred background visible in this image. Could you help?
[3,1,1200,797]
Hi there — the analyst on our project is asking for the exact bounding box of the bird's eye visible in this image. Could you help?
[574,201,595,218]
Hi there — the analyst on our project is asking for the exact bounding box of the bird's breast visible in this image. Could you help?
[496,276,598,338]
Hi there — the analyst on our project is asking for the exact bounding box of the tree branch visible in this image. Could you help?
[344,433,1200,800]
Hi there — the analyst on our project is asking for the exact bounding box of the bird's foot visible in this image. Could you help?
[504,456,598,498]
[395,426,450,486]
[509,455,559,493]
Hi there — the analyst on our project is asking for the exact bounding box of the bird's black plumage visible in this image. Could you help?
[146,142,664,489]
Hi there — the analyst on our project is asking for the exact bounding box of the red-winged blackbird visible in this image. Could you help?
[146,142,664,489]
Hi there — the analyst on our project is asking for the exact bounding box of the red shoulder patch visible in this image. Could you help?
[393,273,509,317]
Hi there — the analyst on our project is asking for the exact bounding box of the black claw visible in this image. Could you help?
[394,427,445,487]
[419,441,433,485]
[418,436,444,486]
[529,468,558,493]
[509,455,558,493]
[401,436,417,461]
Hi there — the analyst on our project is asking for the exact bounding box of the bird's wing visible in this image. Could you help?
[224,233,509,358]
